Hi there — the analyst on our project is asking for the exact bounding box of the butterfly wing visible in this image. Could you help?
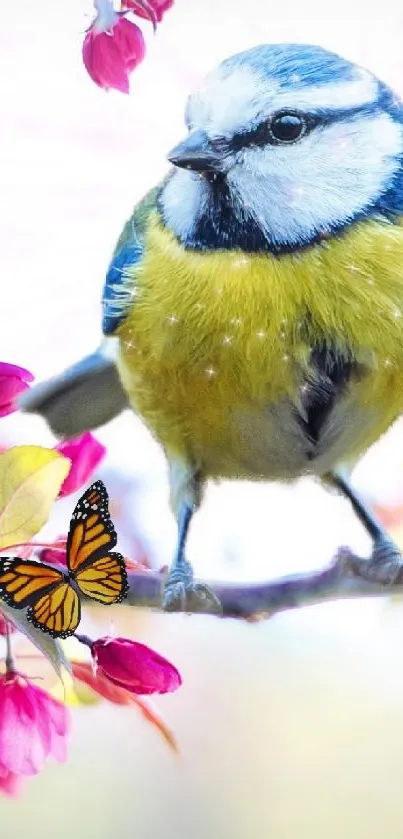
[0,557,80,638]
[75,552,129,604]
[66,480,117,575]
[28,583,80,638]
[0,557,64,608]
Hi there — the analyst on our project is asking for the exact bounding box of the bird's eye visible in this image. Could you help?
[268,111,307,143]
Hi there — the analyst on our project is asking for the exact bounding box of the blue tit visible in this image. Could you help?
[21,43,403,611]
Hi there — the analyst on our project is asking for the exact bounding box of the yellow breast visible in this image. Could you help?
[117,212,403,478]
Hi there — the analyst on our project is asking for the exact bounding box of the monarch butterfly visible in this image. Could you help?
[0,480,128,638]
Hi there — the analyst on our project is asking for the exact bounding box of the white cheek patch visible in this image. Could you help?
[188,64,378,140]
[161,170,208,241]
[227,113,403,246]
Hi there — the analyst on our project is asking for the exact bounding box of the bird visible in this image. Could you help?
[21,42,403,611]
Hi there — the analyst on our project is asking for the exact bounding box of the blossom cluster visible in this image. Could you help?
[82,0,173,93]
[0,360,182,796]
[0,635,181,796]
[0,0,179,800]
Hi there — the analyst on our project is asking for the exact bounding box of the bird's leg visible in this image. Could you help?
[163,503,222,612]
[163,462,222,613]
[330,470,403,585]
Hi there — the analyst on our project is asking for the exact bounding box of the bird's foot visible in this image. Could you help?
[347,535,403,586]
[162,558,222,614]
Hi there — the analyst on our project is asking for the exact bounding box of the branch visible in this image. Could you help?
[115,547,403,619]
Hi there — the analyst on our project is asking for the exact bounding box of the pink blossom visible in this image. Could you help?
[83,3,145,94]
[0,768,25,797]
[0,362,34,418]
[91,636,182,695]
[122,0,174,23]
[0,673,70,777]
[55,432,106,497]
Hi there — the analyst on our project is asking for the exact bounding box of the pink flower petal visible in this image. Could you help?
[82,17,145,93]
[0,362,34,383]
[92,637,182,695]
[123,0,174,22]
[55,432,106,497]
[0,675,70,777]
[83,31,129,93]
[0,362,34,417]
[0,678,45,775]
[40,691,70,763]
[0,768,25,797]
[113,17,146,70]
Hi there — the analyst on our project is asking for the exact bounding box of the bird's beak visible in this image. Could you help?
[167,130,223,174]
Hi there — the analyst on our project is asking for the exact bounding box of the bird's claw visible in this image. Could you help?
[349,536,403,586]
[162,559,222,614]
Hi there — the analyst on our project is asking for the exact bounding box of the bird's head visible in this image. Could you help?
[160,43,403,253]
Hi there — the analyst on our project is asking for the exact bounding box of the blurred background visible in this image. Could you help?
[3,0,403,836]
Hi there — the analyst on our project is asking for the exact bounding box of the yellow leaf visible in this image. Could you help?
[69,682,101,706]
[42,638,98,705]
[50,672,98,707]
[0,446,70,550]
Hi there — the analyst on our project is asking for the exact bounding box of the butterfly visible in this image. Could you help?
[0,480,128,638]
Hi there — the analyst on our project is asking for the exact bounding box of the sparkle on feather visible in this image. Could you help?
[232,256,250,268]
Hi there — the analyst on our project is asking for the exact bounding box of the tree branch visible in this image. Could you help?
[116,547,403,619]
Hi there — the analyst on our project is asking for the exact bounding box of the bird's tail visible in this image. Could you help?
[19,339,128,439]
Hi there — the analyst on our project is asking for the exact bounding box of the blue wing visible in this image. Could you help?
[102,181,169,335]
[102,241,143,336]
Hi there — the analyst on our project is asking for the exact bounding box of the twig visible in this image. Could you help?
[107,547,403,619]
[15,549,401,620]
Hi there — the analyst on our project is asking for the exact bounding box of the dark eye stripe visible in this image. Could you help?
[223,100,382,154]
[226,114,316,152]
